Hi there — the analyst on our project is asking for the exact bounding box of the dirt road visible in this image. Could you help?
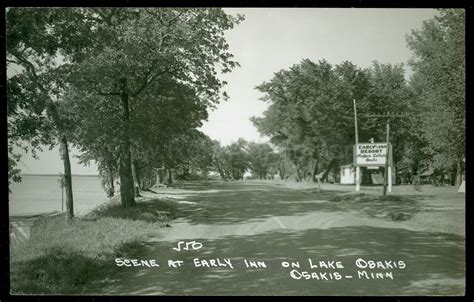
[98,181,465,296]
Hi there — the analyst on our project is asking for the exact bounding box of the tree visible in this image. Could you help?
[222,139,250,180]
[77,147,119,198]
[246,142,278,179]
[406,9,465,185]
[361,62,414,182]
[172,132,216,180]
[253,60,360,182]
[8,8,243,211]
[62,8,242,205]
[209,139,250,180]
[253,59,413,184]
[6,8,89,219]
[210,140,229,180]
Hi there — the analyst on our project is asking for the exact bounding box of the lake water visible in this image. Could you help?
[9,175,109,216]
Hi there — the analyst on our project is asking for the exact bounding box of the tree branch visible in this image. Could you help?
[94,87,121,96]
[91,8,117,25]
[10,50,51,97]
[129,60,158,97]
[152,9,184,27]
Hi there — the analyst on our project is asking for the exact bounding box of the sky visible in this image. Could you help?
[14,8,438,175]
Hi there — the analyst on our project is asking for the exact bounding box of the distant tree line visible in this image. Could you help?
[209,139,279,180]
[157,136,280,181]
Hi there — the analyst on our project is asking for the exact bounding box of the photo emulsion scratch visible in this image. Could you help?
[6,7,465,296]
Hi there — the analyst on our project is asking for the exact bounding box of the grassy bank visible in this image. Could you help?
[324,190,464,237]
[265,180,465,237]
[10,196,181,294]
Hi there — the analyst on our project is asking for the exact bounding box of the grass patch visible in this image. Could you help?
[85,198,182,224]
[407,210,465,237]
[329,193,374,203]
[11,198,181,294]
[10,240,146,295]
[11,247,111,294]
[328,193,420,222]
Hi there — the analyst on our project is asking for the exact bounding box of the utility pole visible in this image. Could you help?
[353,99,360,192]
[383,118,391,196]
[364,112,408,195]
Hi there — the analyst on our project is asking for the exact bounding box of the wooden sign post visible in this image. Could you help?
[383,118,391,195]
[363,112,408,196]
[353,99,360,192]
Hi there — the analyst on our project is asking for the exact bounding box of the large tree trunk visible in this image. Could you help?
[131,160,141,197]
[59,136,74,220]
[295,167,301,182]
[119,148,135,207]
[183,164,190,180]
[167,169,173,186]
[158,167,165,184]
[107,160,115,197]
[332,162,339,183]
[278,167,284,180]
[119,77,135,207]
[104,148,115,197]
[321,158,337,182]
[214,156,226,179]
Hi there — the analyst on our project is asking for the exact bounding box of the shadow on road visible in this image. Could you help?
[100,225,464,296]
[164,181,345,225]
[88,181,465,296]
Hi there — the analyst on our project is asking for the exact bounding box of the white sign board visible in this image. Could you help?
[354,143,392,166]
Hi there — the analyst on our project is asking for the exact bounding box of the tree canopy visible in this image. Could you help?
[251,9,464,185]
[406,9,465,177]
[7,8,245,206]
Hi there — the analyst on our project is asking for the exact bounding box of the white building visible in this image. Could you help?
[339,164,396,185]
[340,164,356,184]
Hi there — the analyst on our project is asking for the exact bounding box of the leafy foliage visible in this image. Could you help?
[406,9,465,175]
[253,59,411,181]
[7,8,244,200]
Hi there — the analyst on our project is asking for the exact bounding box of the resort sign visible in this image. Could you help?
[354,143,392,166]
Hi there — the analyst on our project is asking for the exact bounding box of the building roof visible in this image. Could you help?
[340,164,353,168]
